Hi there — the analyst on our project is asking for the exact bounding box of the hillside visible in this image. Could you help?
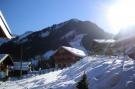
[115,26,135,40]
[0,56,134,89]
[0,19,112,60]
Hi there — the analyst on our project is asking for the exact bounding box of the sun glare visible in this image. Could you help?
[107,0,135,34]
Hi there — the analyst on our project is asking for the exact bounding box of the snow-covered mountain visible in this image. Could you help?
[0,56,134,89]
[13,31,33,43]
[0,19,112,60]
[18,31,33,41]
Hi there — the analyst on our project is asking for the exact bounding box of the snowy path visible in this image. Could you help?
[0,56,135,89]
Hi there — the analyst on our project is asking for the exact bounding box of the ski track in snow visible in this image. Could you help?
[0,55,135,89]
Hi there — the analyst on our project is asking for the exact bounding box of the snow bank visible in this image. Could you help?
[0,56,135,89]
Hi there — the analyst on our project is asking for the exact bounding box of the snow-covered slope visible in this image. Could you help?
[0,56,135,89]
[15,31,33,43]
[69,34,87,54]
[18,31,33,40]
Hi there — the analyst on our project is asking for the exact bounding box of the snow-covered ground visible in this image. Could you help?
[0,56,135,89]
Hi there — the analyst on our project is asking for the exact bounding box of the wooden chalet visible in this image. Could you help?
[52,46,86,68]
[91,39,115,55]
[0,11,14,79]
[0,54,13,79]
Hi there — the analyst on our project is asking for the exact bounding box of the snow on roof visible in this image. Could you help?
[0,11,12,39]
[93,39,115,43]
[43,50,56,59]
[0,54,8,63]
[62,46,86,57]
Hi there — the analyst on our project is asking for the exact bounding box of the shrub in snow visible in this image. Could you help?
[76,72,89,89]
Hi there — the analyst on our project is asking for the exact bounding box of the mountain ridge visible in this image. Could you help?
[0,19,113,60]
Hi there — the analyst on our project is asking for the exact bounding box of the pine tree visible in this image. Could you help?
[76,73,89,89]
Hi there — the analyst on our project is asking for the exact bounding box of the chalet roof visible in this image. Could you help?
[0,11,12,39]
[0,54,14,65]
[0,54,7,63]
[93,39,115,43]
[62,46,86,57]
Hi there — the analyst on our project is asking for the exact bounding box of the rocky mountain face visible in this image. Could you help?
[0,19,112,60]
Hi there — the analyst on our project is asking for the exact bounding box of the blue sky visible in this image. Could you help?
[0,0,115,35]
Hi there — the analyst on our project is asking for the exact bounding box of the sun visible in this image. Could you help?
[107,0,135,34]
